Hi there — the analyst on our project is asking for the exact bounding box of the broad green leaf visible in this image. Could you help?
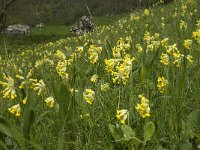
[108,124,122,141]
[54,83,73,123]
[0,117,25,147]
[179,140,193,150]
[0,118,14,138]
[144,121,155,142]
[120,124,135,140]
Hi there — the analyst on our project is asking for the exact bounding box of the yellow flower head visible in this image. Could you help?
[160,53,169,65]
[8,104,21,117]
[0,74,17,99]
[135,94,150,118]
[100,83,109,92]
[33,79,46,95]
[157,76,168,93]
[90,74,98,83]
[183,39,192,50]
[144,9,150,16]
[83,89,95,105]
[44,97,54,108]
[116,109,128,124]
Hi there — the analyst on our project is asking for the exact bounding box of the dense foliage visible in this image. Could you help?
[0,0,200,149]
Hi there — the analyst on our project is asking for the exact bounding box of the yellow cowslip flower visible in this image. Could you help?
[183,39,192,50]
[143,31,151,42]
[144,9,150,16]
[136,44,143,53]
[44,97,54,108]
[105,59,120,73]
[90,74,98,83]
[116,109,128,124]
[56,60,69,81]
[147,43,154,52]
[186,55,193,63]
[172,51,184,67]
[0,74,17,99]
[192,29,200,44]
[22,97,27,104]
[55,50,66,61]
[161,38,169,47]
[160,53,169,65]
[180,20,186,29]
[33,79,46,95]
[113,54,133,85]
[83,89,95,105]
[8,104,21,117]
[16,69,37,89]
[76,46,84,54]
[157,76,168,93]
[35,58,54,68]
[130,14,140,21]
[112,46,121,58]
[100,83,109,92]
[135,94,150,118]
[88,45,102,64]
[166,44,178,55]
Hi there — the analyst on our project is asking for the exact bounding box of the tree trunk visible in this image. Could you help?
[0,0,18,32]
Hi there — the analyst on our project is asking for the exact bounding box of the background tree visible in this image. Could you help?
[0,0,18,31]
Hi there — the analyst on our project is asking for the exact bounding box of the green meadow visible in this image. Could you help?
[0,0,200,149]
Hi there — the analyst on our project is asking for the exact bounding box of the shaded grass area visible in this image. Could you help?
[0,14,124,55]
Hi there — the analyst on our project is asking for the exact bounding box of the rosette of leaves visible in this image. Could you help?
[109,121,155,149]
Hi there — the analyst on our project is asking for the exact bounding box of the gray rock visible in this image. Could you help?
[5,24,30,35]
[70,16,95,35]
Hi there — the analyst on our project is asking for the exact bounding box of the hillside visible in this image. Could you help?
[0,0,200,149]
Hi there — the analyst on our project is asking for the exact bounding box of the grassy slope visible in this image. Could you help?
[0,0,200,149]
[0,14,124,55]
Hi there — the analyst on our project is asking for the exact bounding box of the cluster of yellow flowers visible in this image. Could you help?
[116,109,129,124]
[157,76,168,93]
[87,45,102,64]
[160,43,193,67]
[16,69,37,89]
[55,50,69,81]
[112,37,131,58]
[104,38,134,85]
[0,74,17,99]
[192,20,200,44]
[0,68,55,117]
[34,57,54,68]
[44,97,55,108]
[83,89,95,105]
[183,39,193,50]
[100,83,109,92]
[105,54,133,85]
[90,74,98,83]
[180,19,186,29]
[143,32,160,53]
[135,94,150,118]
[8,104,21,117]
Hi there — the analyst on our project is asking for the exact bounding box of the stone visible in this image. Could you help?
[4,24,30,35]
[70,15,95,36]
[36,23,44,30]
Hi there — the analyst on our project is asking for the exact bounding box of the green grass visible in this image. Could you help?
[0,14,124,55]
[0,0,200,149]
